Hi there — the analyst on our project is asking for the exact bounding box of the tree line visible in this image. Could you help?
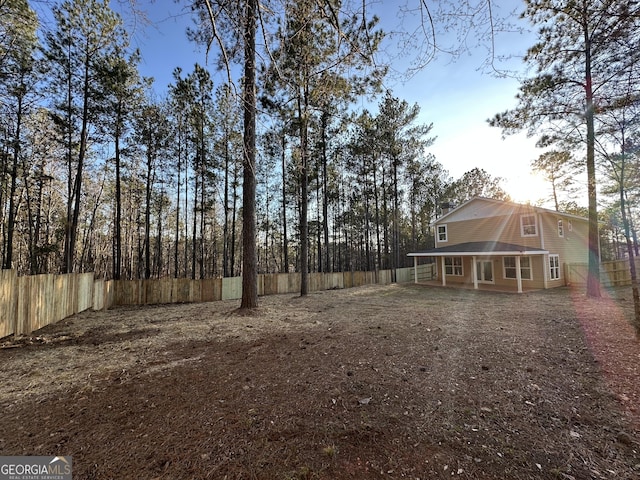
[0,0,510,282]
[2,0,639,310]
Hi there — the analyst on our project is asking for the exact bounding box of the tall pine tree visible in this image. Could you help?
[491,0,640,298]
[43,0,126,273]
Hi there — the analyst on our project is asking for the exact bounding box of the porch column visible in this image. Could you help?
[543,254,549,289]
[440,257,446,286]
[413,257,418,284]
[472,256,478,290]
[515,255,523,293]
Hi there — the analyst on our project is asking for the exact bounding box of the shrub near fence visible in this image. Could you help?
[0,264,437,338]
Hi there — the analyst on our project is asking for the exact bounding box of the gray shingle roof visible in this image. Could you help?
[407,241,548,257]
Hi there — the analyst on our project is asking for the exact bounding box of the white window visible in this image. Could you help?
[503,256,532,280]
[520,214,537,237]
[444,256,462,276]
[437,224,448,242]
[549,254,560,280]
[558,219,564,237]
[568,221,572,232]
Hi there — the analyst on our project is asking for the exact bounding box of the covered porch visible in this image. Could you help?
[407,241,549,294]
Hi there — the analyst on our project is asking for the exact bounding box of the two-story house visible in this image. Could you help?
[407,197,591,293]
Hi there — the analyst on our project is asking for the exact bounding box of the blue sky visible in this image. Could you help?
[121,1,561,207]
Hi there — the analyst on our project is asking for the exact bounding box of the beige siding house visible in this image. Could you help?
[408,197,591,293]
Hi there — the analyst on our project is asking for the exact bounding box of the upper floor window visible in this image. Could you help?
[520,214,538,237]
[437,224,448,242]
[558,219,564,237]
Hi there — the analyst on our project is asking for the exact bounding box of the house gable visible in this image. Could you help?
[435,197,518,224]
[436,197,588,226]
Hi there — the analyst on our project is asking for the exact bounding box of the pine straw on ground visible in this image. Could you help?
[1,283,640,479]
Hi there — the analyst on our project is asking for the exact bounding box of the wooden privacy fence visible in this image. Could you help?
[0,271,97,339]
[0,264,436,338]
[110,265,435,306]
[565,258,640,288]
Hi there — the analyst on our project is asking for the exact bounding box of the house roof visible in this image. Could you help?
[431,197,588,226]
[407,241,549,257]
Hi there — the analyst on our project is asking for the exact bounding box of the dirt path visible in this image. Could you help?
[1,284,639,479]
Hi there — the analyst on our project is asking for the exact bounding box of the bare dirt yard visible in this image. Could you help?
[2,283,640,479]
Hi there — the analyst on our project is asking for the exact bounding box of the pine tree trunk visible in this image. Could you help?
[231,167,238,276]
[64,57,91,274]
[620,187,640,335]
[381,167,389,270]
[114,122,123,280]
[4,94,21,270]
[144,148,152,279]
[223,133,230,277]
[392,155,400,276]
[62,44,74,275]
[373,157,381,271]
[156,183,164,278]
[298,89,309,296]
[174,148,181,278]
[191,168,198,280]
[316,161,321,273]
[584,12,601,298]
[281,134,288,273]
[616,143,640,335]
[320,112,330,273]
[240,0,258,309]
[200,167,205,279]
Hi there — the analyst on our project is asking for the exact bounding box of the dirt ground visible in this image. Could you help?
[1,283,640,479]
